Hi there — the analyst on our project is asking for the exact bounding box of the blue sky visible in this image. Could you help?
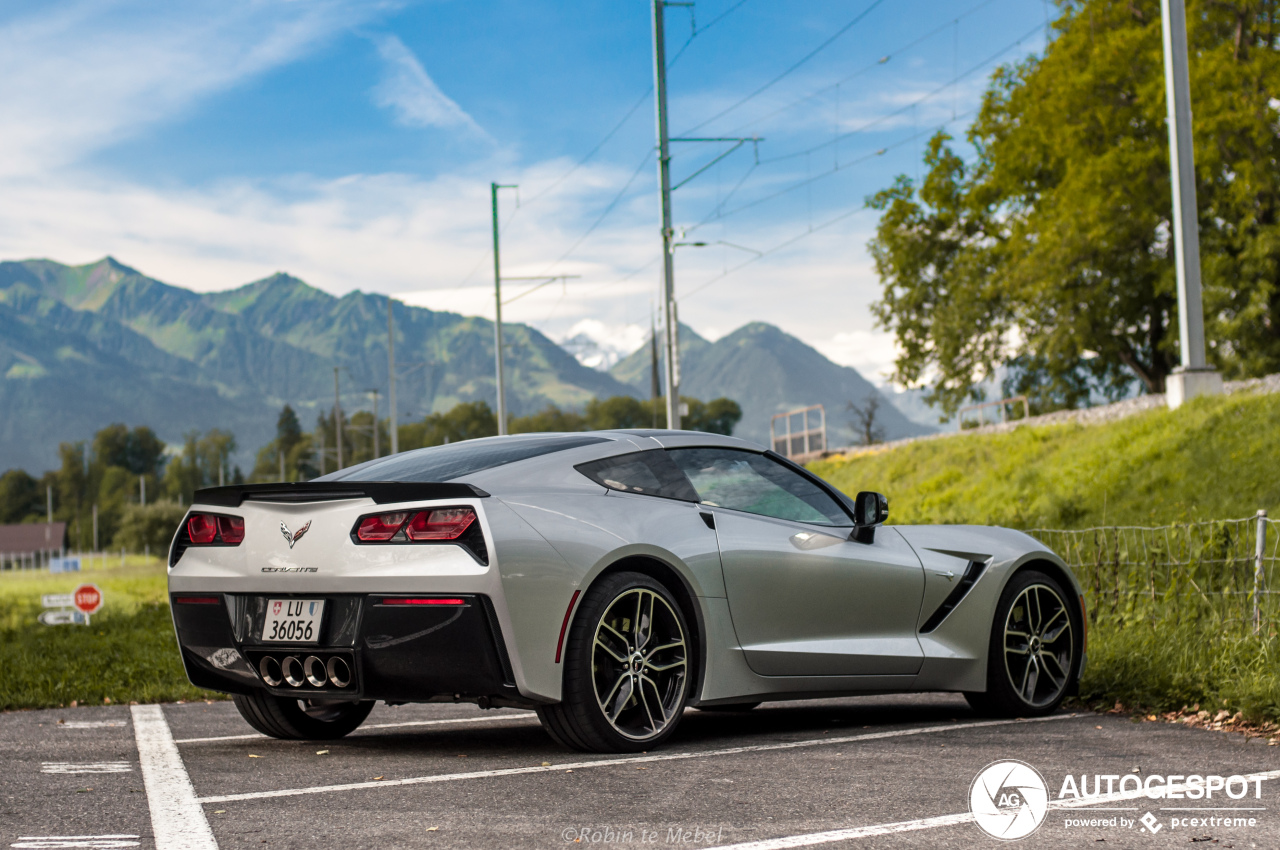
[0,0,1053,381]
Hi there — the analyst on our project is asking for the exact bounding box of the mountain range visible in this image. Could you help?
[0,257,931,472]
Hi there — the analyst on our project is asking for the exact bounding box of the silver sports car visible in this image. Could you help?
[168,430,1086,752]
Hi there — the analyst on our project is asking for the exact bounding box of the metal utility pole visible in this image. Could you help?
[1161,0,1221,407]
[491,182,518,436]
[369,388,380,458]
[333,367,344,469]
[140,475,147,506]
[388,298,398,455]
[650,309,661,428]
[46,485,52,524]
[92,503,98,552]
[652,0,683,430]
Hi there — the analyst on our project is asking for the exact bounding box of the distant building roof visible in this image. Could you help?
[0,522,67,554]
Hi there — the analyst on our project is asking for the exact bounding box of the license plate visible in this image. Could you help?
[262,598,325,643]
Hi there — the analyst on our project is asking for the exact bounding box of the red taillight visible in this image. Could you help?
[175,596,220,605]
[217,516,245,544]
[380,598,467,606]
[357,512,409,541]
[188,514,217,544]
[406,508,476,541]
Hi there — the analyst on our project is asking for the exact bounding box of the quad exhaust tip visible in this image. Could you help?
[326,656,352,688]
[257,653,352,689]
[281,655,305,687]
[258,655,283,687]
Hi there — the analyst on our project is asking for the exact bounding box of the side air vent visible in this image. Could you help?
[919,560,988,633]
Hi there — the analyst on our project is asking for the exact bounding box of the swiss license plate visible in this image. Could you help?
[262,598,325,643]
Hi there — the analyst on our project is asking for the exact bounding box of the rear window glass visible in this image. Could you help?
[576,451,699,501]
[316,435,609,483]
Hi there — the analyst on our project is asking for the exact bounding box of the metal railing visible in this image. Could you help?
[1030,511,1277,632]
[770,404,826,462]
[957,395,1031,430]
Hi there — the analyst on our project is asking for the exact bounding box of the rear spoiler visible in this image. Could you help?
[192,481,490,508]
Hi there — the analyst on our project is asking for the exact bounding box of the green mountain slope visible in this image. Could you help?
[0,257,638,472]
[611,322,932,446]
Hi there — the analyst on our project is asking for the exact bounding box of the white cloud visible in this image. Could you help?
[0,0,385,176]
[370,34,488,137]
[813,329,901,385]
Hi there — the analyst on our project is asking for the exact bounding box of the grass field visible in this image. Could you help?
[0,555,220,710]
[811,388,1280,529]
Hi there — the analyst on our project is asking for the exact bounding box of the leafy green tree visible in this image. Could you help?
[250,405,317,482]
[510,406,588,433]
[91,424,166,477]
[584,396,649,430]
[683,397,743,435]
[113,502,188,554]
[869,0,1280,414]
[398,401,498,450]
[0,469,41,523]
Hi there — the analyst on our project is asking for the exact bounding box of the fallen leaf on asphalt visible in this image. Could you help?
[248,754,261,758]
[426,827,438,832]
[541,762,550,766]
[214,811,225,815]
[316,750,329,755]
[373,776,384,781]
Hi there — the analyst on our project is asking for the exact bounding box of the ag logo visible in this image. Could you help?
[969,760,1049,840]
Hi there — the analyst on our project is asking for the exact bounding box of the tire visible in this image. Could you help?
[965,569,1081,717]
[538,571,693,753]
[233,692,374,740]
[694,702,761,712]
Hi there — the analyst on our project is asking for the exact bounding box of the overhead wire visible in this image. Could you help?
[684,20,1046,235]
[680,108,977,302]
[677,0,888,137]
[716,0,1000,138]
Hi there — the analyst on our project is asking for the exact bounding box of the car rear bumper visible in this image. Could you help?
[170,592,530,706]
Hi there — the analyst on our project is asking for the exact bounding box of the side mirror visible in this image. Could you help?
[852,491,889,543]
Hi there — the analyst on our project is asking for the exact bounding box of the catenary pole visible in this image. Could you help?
[1161,0,1206,370]
[1160,0,1220,406]
[333,367,344,470]
[491,182,518,435]
[388,297,398,455]
[652,0,684,430]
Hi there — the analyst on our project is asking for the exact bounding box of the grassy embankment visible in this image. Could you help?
[813,388,1280,721]
[0,554,219,710]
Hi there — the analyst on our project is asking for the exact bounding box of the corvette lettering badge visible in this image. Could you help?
[279,520,312,549]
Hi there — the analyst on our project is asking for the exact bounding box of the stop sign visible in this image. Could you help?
[72,584,102,615]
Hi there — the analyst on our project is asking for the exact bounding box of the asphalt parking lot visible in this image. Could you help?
[2,694,1279,849]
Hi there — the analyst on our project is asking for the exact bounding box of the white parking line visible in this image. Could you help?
[131,705,218,850]
[199,713,1080,804]
[174,712,538,744]
[59,721,127,730]
[705,768,1280,848]
[10,837,141,849]
[40,763,132,774]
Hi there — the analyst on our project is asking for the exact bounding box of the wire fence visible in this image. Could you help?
[1029,512,1278,633]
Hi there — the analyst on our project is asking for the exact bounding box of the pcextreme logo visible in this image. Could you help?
[969,760,1050,840]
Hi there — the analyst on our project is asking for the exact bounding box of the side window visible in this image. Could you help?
[667,448,851,526]
[575,451,699,502]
